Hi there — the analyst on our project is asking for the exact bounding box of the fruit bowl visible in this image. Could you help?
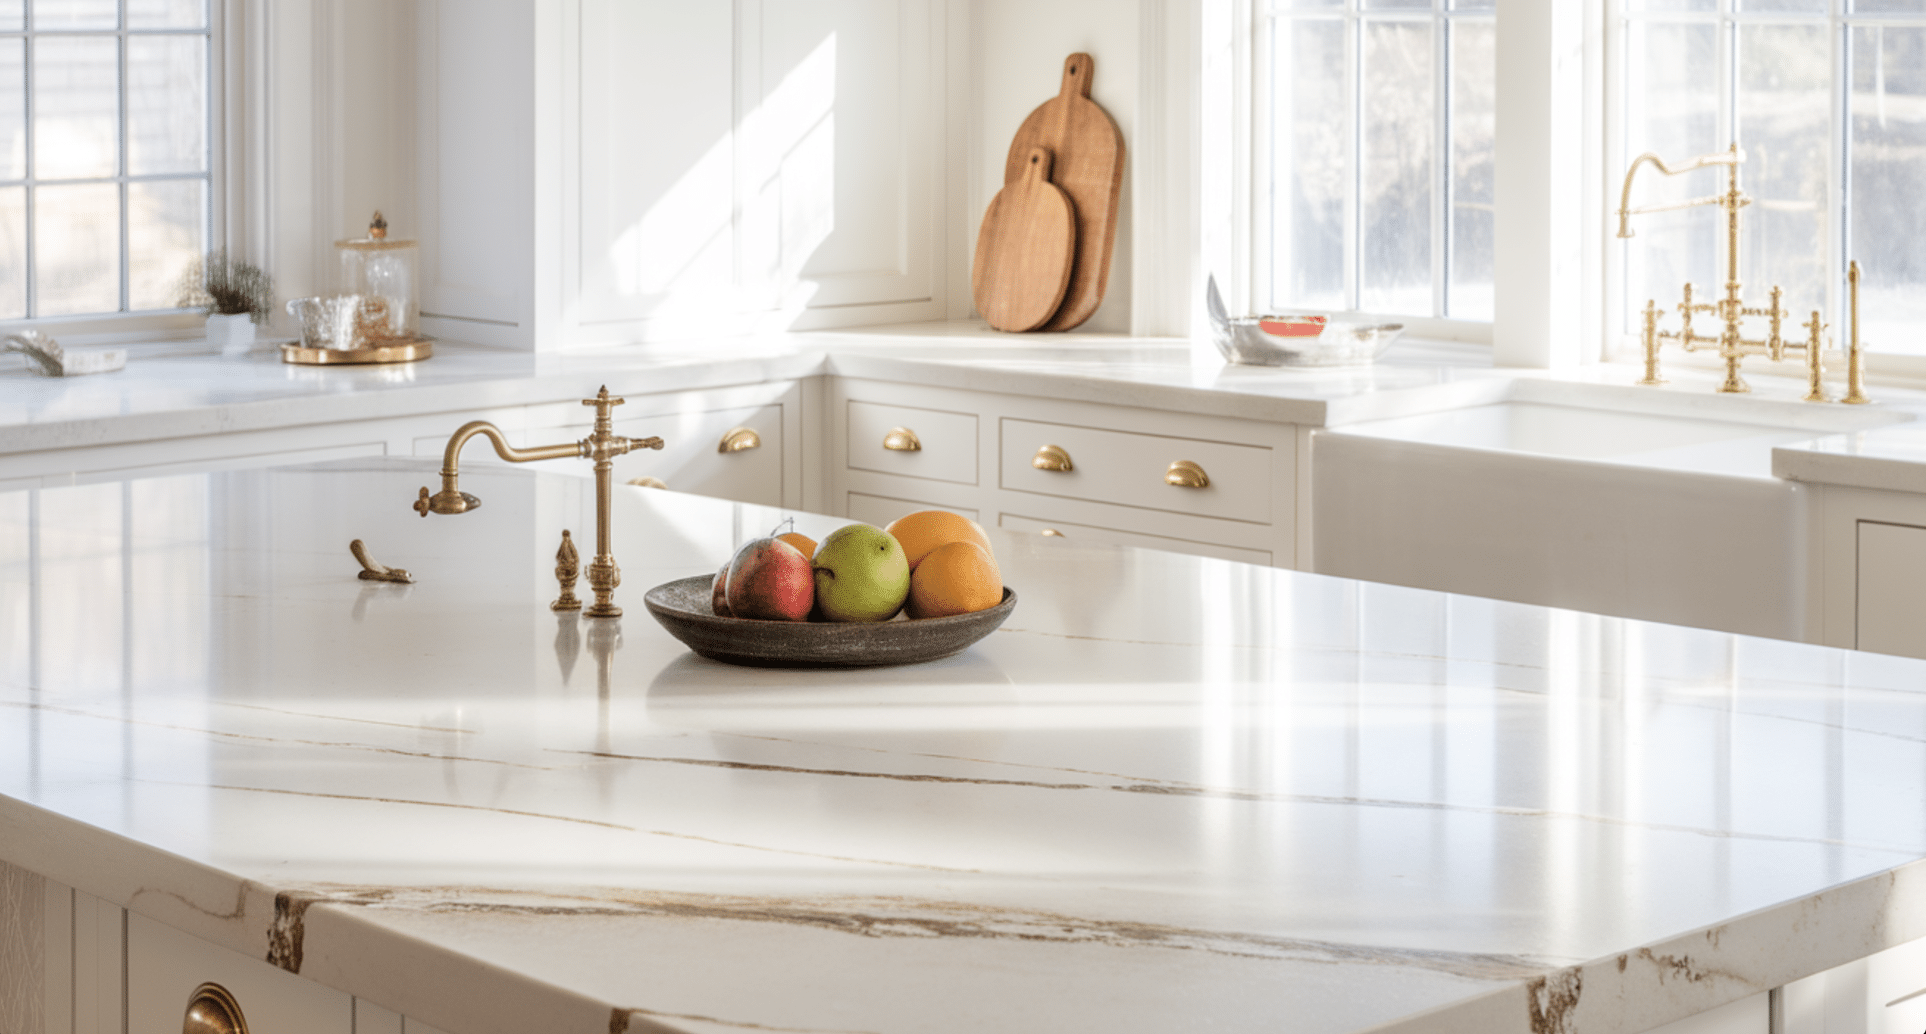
[643,575,1017,668]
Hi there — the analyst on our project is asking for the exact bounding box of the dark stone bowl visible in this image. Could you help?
[643,575,1017,668]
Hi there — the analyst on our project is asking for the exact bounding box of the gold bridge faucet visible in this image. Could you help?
[1617,142,1868,402]
[414,386,664,617]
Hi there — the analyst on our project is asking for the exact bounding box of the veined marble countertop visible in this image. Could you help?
[6,459,1926,1034]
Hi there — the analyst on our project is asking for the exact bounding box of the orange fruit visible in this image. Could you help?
[777,531,817,559]
[885,510,994,571]
[906,541,1003,619]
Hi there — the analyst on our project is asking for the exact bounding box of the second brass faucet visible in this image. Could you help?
[414,386,664,617]
[1618,142,1868,402]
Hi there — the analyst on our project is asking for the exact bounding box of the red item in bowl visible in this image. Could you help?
[1257,315,1328,338]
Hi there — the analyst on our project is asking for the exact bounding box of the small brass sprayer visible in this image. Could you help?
[1618,142,1868,403]
[415,387,664,617]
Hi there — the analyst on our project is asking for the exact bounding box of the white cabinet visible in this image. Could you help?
[1856,521,1926,659]
[0,863,126,1034]
[421,0,952,348]
[0,859,457,1034]
[829,378,1301,567]
[1,382,809,513]
[996,512,1273,566]
[1781,936,1926,1034]
[846,400,980,485]
[1639,993,1767,1034]
[1813,486,1926,653]
[128,912,352,1034]
[998,418,1277,525]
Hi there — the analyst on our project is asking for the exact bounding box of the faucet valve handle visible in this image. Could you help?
[415,487,433,517]
[635,436,664,451]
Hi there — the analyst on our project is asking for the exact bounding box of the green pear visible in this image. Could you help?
[812,523,910,622]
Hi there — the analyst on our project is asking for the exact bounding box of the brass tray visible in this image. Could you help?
[281,338,433,365]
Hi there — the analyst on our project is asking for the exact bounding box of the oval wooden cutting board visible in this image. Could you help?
[1003,52,1125,332]
[972,147,1076,333]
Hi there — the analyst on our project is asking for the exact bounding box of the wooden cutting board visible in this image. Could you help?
[1004,52,1125,332]
[972,147,1077,333]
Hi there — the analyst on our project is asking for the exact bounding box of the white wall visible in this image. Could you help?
[262,0,1195,347]
[260,0,419,325]
[967,0,1138,335]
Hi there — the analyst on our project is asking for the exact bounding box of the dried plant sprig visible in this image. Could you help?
[177,250,276,325]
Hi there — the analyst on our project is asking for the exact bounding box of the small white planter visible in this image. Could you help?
[206,312,257,357]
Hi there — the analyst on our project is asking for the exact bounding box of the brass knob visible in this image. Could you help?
[1165,460,1209,489]
[1032,444,1073,472]
[183,983,248,1034]
[718,427,761,453]
[1040,528,1065,537]
[627,476,668,490]
[883,427,922,452]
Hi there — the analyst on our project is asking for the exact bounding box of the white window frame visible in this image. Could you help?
[2,0,234,347]
[1251,0,1496,342]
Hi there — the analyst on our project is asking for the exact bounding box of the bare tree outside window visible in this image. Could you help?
[1267,0,1495,322]
[0,0,210,321]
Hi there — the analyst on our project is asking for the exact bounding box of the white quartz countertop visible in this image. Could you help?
[15,322,1926,493]
[1772,422,1926,493]
[0,323,1522,456]
[7,460,1926,1034]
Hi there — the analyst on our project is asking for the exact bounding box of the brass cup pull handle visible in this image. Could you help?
[1165,460,1210,489]
[883,427,922,452]
[184,983,249,1034]
[1040,528,1065,537]
[719,427,761,453]
[1032,444,1073,472]
[627,476,668,490]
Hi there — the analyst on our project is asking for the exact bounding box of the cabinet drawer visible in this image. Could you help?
[847,491,980,527]
[1000,419,1273,524]
[847,401,978,485]
[998,513,1272,566]
[129,912,352,1034]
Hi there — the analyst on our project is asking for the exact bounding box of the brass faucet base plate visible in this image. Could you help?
[584,604,622,619]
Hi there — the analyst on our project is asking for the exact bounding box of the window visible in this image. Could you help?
[1616,0,1926,356]
[1261,0,1496,323]
[0,0,211,321]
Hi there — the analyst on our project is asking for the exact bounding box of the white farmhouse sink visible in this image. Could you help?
[1313,392,1913,641]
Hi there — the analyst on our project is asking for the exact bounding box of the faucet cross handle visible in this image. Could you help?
[584,385,626,428]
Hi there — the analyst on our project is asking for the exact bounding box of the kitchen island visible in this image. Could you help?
[4,458,1926,1034]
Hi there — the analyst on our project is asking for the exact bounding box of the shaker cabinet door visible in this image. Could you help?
[1857,521,1926,660]
[128,913,351,1034]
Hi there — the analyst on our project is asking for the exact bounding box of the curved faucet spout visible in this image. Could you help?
[414,420,586,516]
[1616,145,1745,239]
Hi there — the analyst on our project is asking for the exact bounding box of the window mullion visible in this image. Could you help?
[118,0,130,314]
[1346,8,1361,312]
[22,21,32,318]
[1833,13,1848,335]
[1435,11,1449,319]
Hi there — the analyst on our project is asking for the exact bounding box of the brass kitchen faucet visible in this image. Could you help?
[1617,142,1868,403]
[414,386,664,617]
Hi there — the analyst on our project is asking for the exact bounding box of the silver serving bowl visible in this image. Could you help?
[1206,275,1404,367]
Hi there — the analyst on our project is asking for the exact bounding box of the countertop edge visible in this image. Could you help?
[14,773,1926,1034]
